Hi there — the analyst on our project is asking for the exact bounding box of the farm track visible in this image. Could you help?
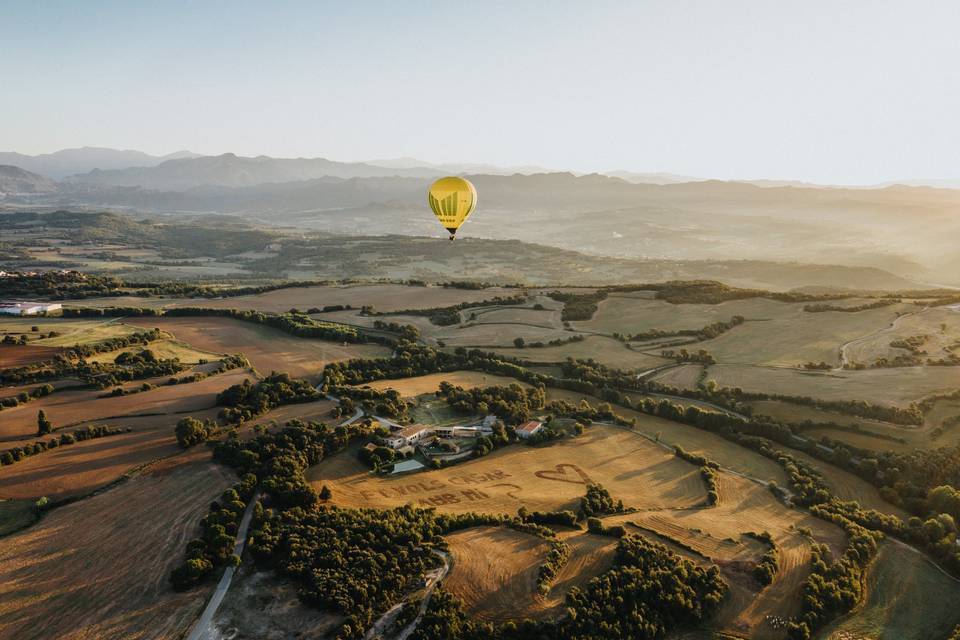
[185,491,262,640]
[836,306,928,370]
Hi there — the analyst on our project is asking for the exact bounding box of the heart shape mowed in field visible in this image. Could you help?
[533,463,594,485]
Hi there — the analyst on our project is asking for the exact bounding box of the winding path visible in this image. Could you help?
[835,306,928,370]
[185,490,262,640]
[363,549,450,640]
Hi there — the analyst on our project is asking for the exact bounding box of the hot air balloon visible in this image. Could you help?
[427,176,477,240]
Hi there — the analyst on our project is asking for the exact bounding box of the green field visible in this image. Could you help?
[824,542,960,640]
[707,364,960,407]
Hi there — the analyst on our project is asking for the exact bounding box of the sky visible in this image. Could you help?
[2,0,960,184]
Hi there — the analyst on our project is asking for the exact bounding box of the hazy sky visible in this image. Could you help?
[3,1,959,184]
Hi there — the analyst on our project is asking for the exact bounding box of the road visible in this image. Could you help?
[363,549,450,640]
[185,491,262,640]
[835,306,927,371]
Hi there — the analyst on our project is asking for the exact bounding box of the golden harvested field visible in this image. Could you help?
[489,335,670,370]
[823,542,960,640]
[0,452,234,640]
[0,368,252,440]
[611,472,846,640]
[572,295,797,335]
[308,424,706,514]
[360,371,530,397]
[128,316,390,382]
[539,531,618,614]
[31,320,140,348]
[544,390,790,485]
[443,527,550,622]
[707,364,960,407]
[0,408,220,500]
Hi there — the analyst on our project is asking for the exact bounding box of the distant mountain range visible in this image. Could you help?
[0,165,57,195]
[2,147,959,286]
[0,147,201,180]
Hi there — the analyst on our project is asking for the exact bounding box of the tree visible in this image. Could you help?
[176,417,214,448]
[37,410,52,436]
[513,337,525,348]
[319,485,332,500]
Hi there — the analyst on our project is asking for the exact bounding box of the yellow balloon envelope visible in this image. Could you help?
[428,176,477,240]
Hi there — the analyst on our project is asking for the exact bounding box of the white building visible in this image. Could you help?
[0,302,62,316]
[385,424,434,449]
[516,420,544,439]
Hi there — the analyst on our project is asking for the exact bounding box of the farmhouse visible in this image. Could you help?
[515,420,544,439]
[0,301,62,315]
[385,423,434,449]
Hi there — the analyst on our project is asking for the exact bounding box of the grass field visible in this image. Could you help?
[781,446,907,518]
[246,399,338,427]
[308,424,706,514]
[443,526,549,622]
[436,322,575,348]
[489,335,670,370]
[823,542,960,640]
[571,295,798,335]
[844,307,960,366]
[360,371,530,397]
[128,316,390,382]
[648,363,704,390]
[694,304,903,367]
[0,368,253,440]
[84,337,222,365]
[0,452,234,640]
[707,364,960,407]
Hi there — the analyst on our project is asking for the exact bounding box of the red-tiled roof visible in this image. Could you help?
[517,420,542,433]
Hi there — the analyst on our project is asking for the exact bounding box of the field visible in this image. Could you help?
[443,526,550,622]
[0,344,64,367]
[695,305,903,367]
[823,542,960,640]
[359,371,530,397]
[0,452,234,640]
[307,423,707,514]
[128,316,390,382]
[706,364,960,407]
[0,368,253,440]
[83,336,221,365]
[780,444,907,518]
[843,307,960,367]
[571,294,799,335]
[0,408,220,501]
[544,389,790,484]
[0,499,36,536]
[441,526,621,623]
[610,472,847,640]
[489,335,670,370]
